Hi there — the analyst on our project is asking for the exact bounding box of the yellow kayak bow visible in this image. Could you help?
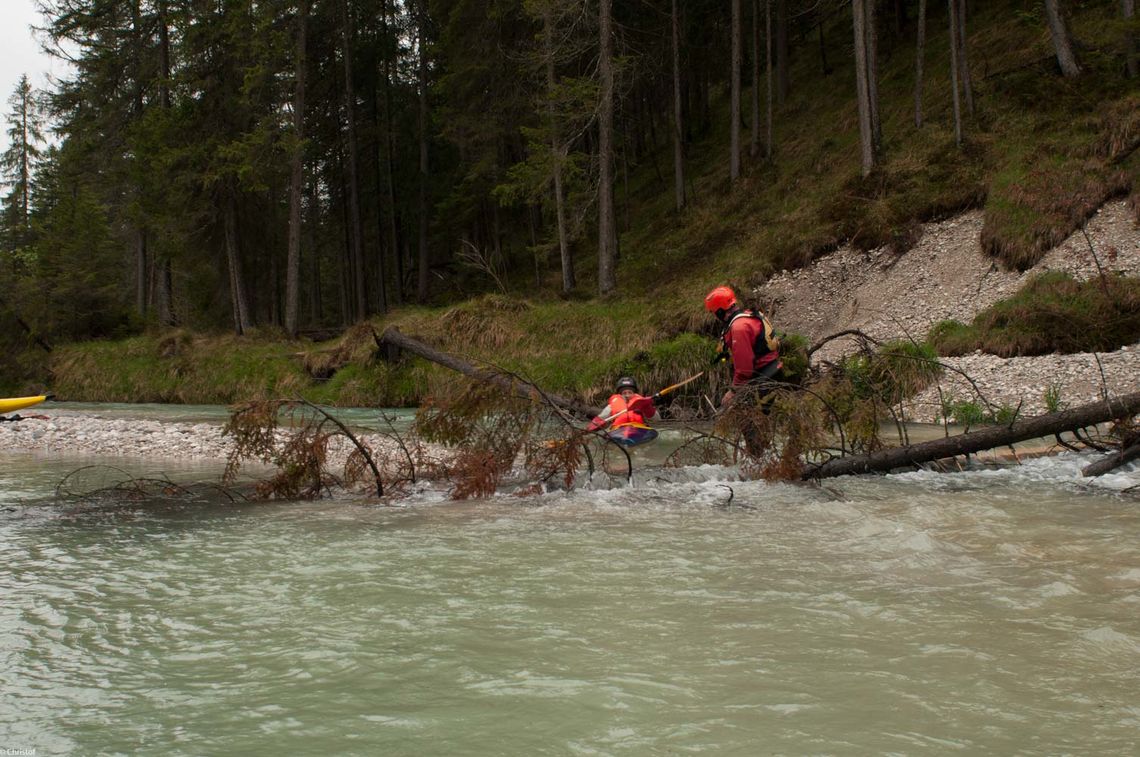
[0,395,51,414]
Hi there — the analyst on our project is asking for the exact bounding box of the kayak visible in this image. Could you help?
[0,395,51,414]
[606,423,659,448]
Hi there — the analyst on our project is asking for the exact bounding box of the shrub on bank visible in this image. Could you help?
[929,272,1140,357]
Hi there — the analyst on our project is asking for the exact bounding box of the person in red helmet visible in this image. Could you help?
[586,376,660,447]
[704,285,784,410]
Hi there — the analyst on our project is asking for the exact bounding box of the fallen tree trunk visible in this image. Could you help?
[1081,440,1140,478]
[377,326,597,420]
[803,391,1140,480]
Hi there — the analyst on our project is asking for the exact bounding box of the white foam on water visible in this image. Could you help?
[1038,581,1081,598]
[1109,568,1140,584]
[1078,626,1140,652]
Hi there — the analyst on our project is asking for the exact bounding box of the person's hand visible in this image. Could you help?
[587,417,605,431]
[720,389,735,408]
[651,392,663,405]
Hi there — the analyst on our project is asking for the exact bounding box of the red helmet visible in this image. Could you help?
[704,286,737,313]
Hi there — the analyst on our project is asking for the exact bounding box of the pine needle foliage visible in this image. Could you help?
[415,377,551,499]
[223,399,385,500]
[667,339,945,479]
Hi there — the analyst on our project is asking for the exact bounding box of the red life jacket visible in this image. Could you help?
[605,393,649,428]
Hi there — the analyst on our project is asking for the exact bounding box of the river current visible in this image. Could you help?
[1,406,1139,754]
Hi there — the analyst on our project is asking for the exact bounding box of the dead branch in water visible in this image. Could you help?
[1081,422,1140,477]
[54,465,248,508]
[224,399,388,499]
[1082,441,1140,477]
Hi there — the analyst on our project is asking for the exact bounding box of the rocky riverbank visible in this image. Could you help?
[0,409,423,466]
[756,199,1140,422]
[0,413,251,460]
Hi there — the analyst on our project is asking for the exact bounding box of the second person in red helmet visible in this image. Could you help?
[704,285,784,410]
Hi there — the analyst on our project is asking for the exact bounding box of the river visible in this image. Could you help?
[1,405,1139,754]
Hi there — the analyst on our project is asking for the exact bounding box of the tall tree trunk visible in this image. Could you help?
[948,0,964,146]
[338,176,352,324]
[750,0,760,158]
[19,92,30,227]
[285,0,310,337]
[867,0,881,155]
[730,0,742,181]
[369,89,389,314]
[775,0,789,103]
[223,192,253,336]
[1124,0,1138,77]
[528,204,541,288]
[672,0,686,210]
[1044,0,1082,78]
[268,184,281,327]
[129,0,148,318]
[307,181,322,323]
[380,0,403,305]
[339,0,367,321]
[157,0,175,327]
[956,0,975,115]
[157,261,174,327]
[543,6,574,293]
[416,2,431,303]
[597,0,617,295]
[135,229,148,316]
[852,0,878,175]
[817,12,830,75]
[158,1,171,113]
[914,0,926,128]
[766,0,774,160]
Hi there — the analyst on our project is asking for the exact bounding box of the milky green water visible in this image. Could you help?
[2,410,1139,754]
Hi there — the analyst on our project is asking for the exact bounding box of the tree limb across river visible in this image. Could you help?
[377,326,597,420]
[803,391,1140,480]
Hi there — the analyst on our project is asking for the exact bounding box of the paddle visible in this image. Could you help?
[655,370,705,398]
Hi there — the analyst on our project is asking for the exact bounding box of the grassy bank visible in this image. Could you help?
[48,298,724,407]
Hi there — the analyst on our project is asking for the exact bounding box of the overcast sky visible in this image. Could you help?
[0,0,62,155]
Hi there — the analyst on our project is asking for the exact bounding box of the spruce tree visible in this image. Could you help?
[1,75,44,254]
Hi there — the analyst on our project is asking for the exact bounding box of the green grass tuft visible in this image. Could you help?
[929,272,1140,356]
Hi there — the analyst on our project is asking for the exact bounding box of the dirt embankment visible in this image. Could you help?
[753,200,1140,422]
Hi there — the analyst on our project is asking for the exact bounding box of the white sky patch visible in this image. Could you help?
[0,0,63,154]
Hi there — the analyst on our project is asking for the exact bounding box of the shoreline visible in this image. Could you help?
[0,403,1121,467]
[0,414,235,460]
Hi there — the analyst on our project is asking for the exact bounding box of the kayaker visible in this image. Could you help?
[587,376,660,447]
[704,285,784,410]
